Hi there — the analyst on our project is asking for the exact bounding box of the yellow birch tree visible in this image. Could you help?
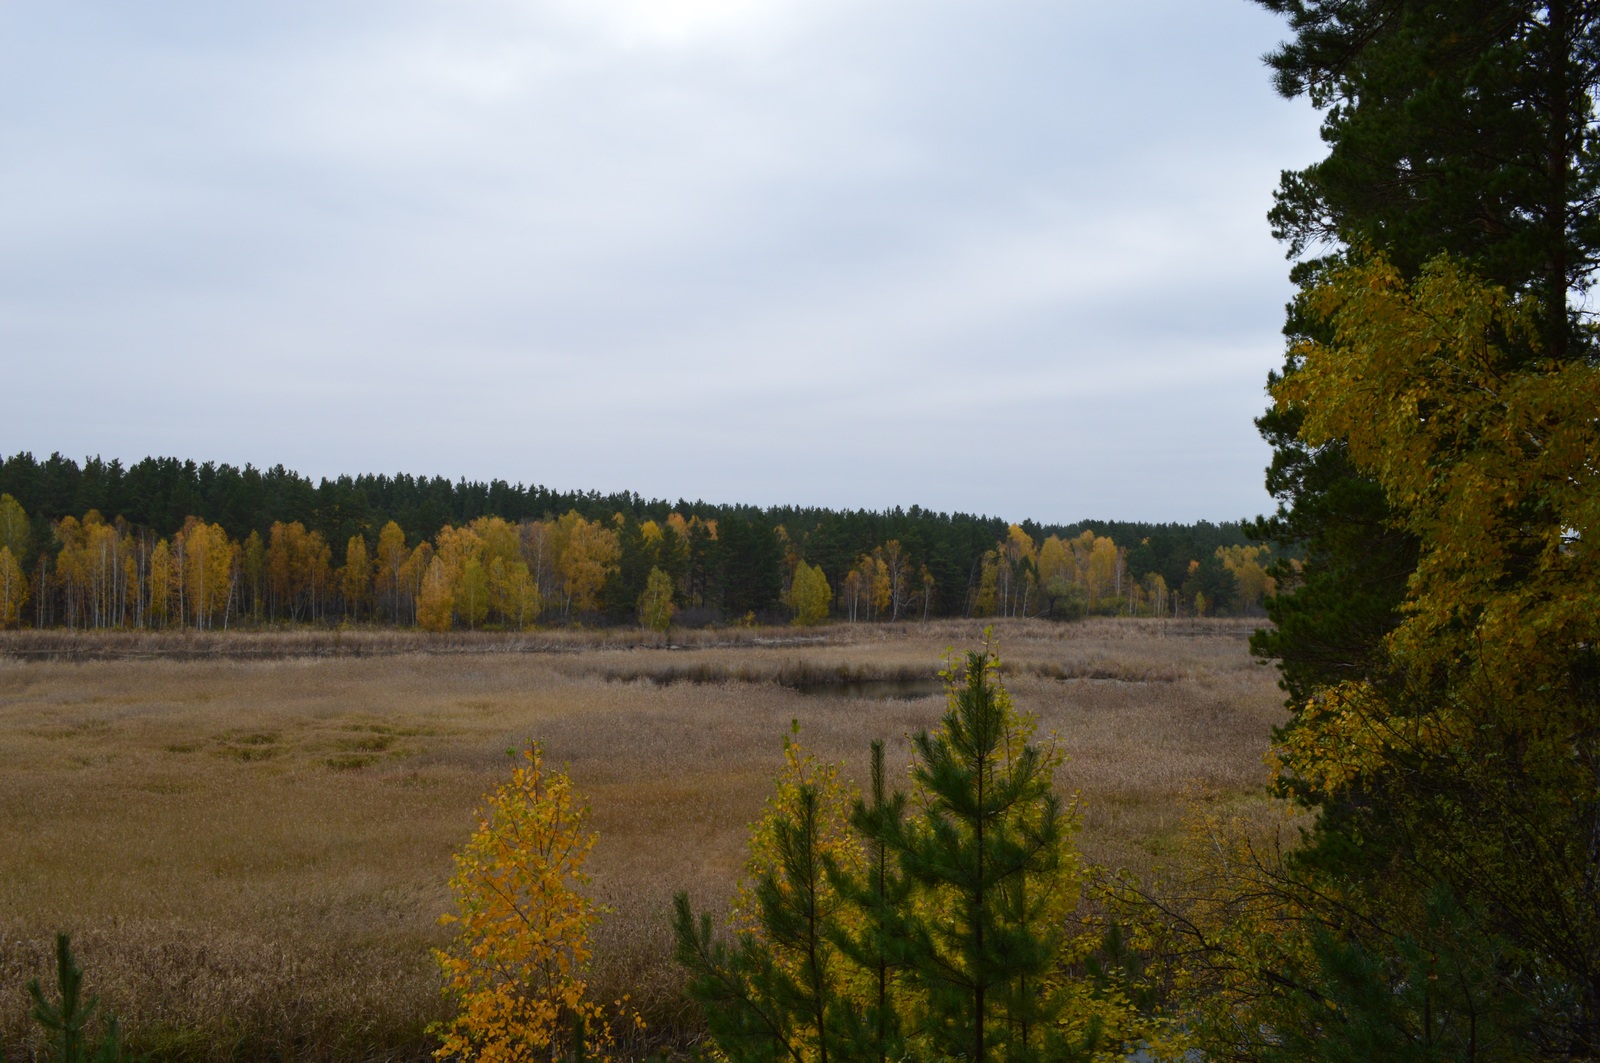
[471,516,521,573]
[0,494,29,564]
[837,554,889,622]
[0,546,26,628]
[242,530,266,622]
[417,556,455,632]
[488,558,540,630]
[177,518,236,629]
[557,513,619,616]
[637,566,676,632]
[877,540,912,620]
[374,521,408,623]
[54,515,88,628]
[148,539,173,628]
[398,541,434,627]
[341,536,371,621]
[1214,544,1274,612]
[432,743,622,1063]
[785,560,831,626]
[455,558,490,630]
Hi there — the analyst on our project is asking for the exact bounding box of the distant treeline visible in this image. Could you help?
[0,451,1267,629]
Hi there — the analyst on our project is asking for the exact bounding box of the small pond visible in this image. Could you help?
[787,678,943,701]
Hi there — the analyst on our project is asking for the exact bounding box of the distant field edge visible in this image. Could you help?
[0,617,1266,663]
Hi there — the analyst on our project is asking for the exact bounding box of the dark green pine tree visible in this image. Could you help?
[601,513,653,622]
[1248,0,1600,759]
[824,741,912,1063]
[868,650,1090,1063]
[26,933,126,1063]
[1231,5,1600,1056]
[1256,889,1535,1063]
[673,784,849,1063]
[715,516,784,619]
[675,654,1099,1063]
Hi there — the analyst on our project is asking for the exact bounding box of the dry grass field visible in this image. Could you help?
[0,618,1284,1061]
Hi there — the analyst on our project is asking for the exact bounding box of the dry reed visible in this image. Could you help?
[0,618,1282,1060]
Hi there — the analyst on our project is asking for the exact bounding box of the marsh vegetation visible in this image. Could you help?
[0,617,1278,1060]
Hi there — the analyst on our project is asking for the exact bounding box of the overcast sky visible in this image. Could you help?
[0,0,1320,525]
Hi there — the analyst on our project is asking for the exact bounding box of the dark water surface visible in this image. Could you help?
[787,678,942,701]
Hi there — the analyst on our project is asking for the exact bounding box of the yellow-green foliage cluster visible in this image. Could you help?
[784,561,832,626]
[1131,256,1600,1057]
[432,744,632,1063]
[1276,255,1600,792]
[731,720,862,937]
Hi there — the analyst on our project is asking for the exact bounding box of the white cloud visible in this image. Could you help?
[0,0,1321,522]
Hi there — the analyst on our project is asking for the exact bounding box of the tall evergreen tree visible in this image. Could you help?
[1249,0,1600,750]
[870,651,1086,1063]
[1233,7,1600,1053]
[716,516,784,618]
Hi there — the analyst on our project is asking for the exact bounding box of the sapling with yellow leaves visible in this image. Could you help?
[636,567,676,632]
[433,743,629,1063]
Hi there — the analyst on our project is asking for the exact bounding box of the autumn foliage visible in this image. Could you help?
[5,507,1238,631]
[433,743,625,1063]
[0,458,1266,632]
[783,561,831,626]
[1138,256,1600,1057]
